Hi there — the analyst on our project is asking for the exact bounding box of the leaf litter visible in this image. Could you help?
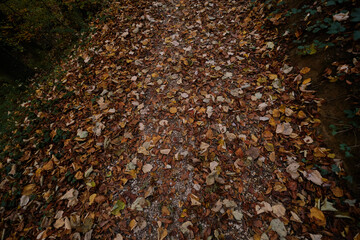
[0,0,359,239]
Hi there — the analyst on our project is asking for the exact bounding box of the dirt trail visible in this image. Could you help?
[1,0,359,239]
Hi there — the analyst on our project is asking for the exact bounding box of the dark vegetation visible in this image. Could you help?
[258,0,360,193]
[0,0,107,133]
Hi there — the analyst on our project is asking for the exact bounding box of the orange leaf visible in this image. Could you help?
[331,187,344,198]
[300,67,311,75]
[42,160,54,171]
[235,148,244,157]
[309,207,326,227]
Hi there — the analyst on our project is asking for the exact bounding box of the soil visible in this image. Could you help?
[278,0,360,194]
[289,49,360,195]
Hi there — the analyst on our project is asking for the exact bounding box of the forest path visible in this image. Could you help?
[1,0,359,239]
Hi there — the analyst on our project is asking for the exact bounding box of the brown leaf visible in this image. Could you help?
[206,129,213,139]
[235,148,244,157]
[246,147,260,159]
[95,195,107,204]
[162,206,171,216]
[42,160,54,171]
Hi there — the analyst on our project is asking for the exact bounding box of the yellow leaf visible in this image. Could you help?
[129,219,137,231]
[74,171,83,180]
[158,227,168,240]
[302,78,311,85]
[169,107,177,114]
[86,181,96,187]
[314,147,327,158]
[22,184,36,196]
[265,143,274,152]
[35,168,42,178]
[354,233,360,240]
[273,182,287,192]
[89,194,97,205]
[297,110,306,119]
[268,74,278,80]
[253,234,261,240]
[269,117,276,127]
[272,109,280,118]
[309,207,326,227]
[198,107,206,114]
[328,76,338,82]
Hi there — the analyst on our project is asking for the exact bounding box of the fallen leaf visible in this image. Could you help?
[130,197,146,211]
[206,171,218,185]
[300,67,311,75]
[270,219,287,238]
[114,234,124,240]
[158,227,168,240]
[54,218,65,229]
[162,206,171,216]
[211,200,223,212]
[223,199,237,209]
[206,106,213,118]
[144,186,154,198]
[286,162,300,179]
[246,147,260,159]
[302,170,324,186]
[77,129,88,139]
[272,204,286,217]
[321,199,338,212]
[190,194,201,206]
[22,184,36,196]
[235,148,244,157]
[331,187,344,197]
[276,122,293,135]
[290,211,303,223]
[160,149,171,155]
[89,194,97,205]
[169,107,177,113]
[200,142,210,153]
[232,210,243,221]
[309,234,323,240]
[19,195,30,207]
[142,164,153,173]
[84,166,93,178]
[255,201,272,214]
[333,12,349,22]
[180,221,193,234]
[42,160,53,171]
[129,219,137,231]
[111,200,126,215]
[309,207,326,227]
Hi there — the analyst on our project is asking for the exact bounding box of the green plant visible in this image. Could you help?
[351,8,360,22]
[327,22,346,34]
[326,0,350,6]
[340,143,353,157]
